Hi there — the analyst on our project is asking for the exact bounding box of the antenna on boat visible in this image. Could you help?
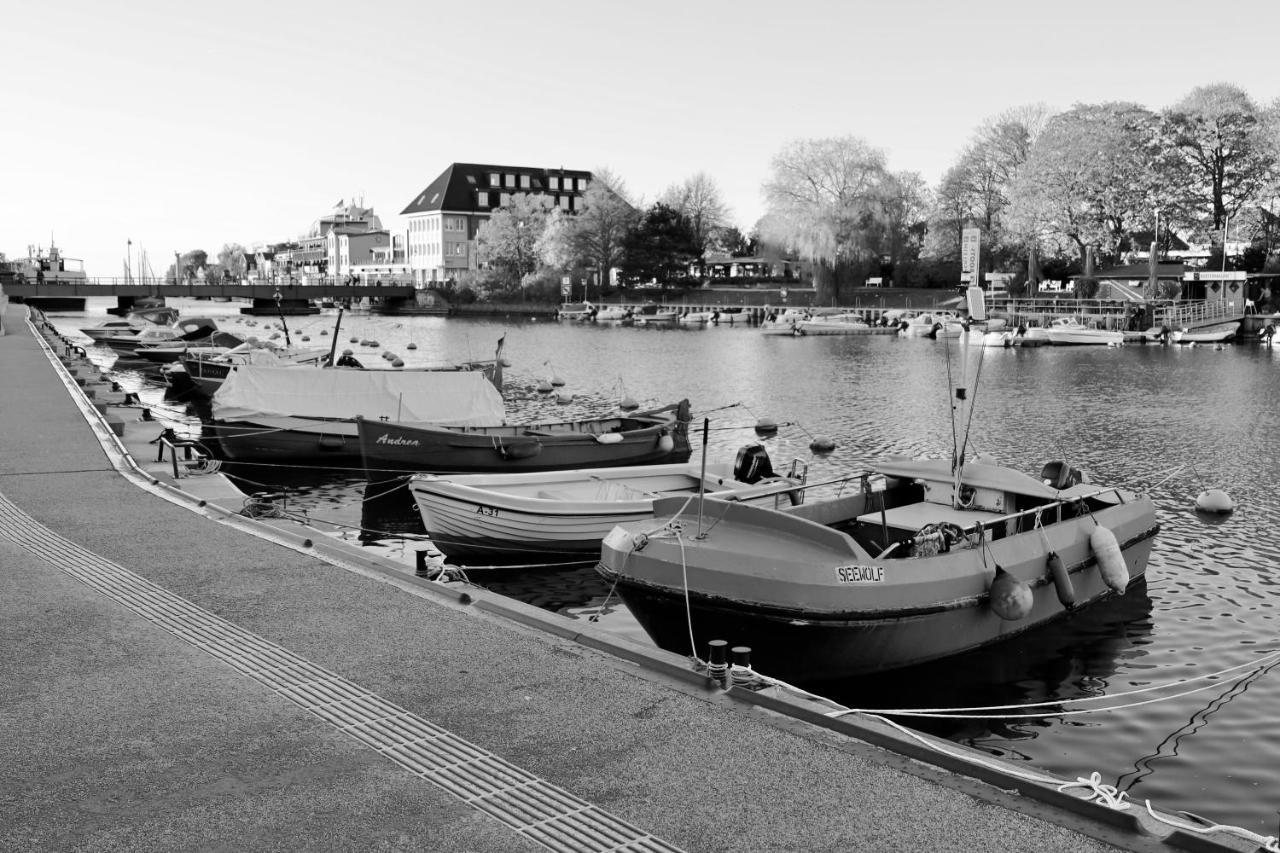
[695,418,710,539]
[326,308,344,366]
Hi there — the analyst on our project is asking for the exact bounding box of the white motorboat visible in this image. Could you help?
[1171,321,1240,344]
[556,302,595,321]
[901,311,965,338]
[80,305,180,342]
[98,317,221,355]
[594,306,631,324]
[759,308,809,336]
[1043,317,1124,346]
[795,312,873,336]
[633,304,678,326]
[678,310,715,325]
[408,444,806,563]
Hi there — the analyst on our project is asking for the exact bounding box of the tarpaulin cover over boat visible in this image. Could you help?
[212,364,507,425]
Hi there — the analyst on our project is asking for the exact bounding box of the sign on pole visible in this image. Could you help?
[961,228,982,285]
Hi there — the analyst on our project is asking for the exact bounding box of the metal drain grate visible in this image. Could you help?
[0,491,683,853]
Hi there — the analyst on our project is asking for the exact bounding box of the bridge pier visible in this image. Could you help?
[240,297,320,316]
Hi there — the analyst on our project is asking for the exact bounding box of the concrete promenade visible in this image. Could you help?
[0,301,1243,852]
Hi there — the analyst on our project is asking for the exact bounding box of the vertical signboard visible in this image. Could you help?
[961,227,981,285]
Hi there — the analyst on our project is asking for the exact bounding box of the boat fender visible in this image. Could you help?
[1047,551,1075,609]
[1090,525,1128,594]
[656,432,675,453]
[594,432,624,444]
[989,566,1033,621]
[754,418,778,436]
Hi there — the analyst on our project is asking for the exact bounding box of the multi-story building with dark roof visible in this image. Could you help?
[401,163,593,284]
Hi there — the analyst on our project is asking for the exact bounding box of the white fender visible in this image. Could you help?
[1090,524,1128,594]
[1047,551,1075,609]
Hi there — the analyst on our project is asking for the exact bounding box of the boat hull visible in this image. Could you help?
[358,403,692,475]
[598,489,1157,681]
[210,417,364,465]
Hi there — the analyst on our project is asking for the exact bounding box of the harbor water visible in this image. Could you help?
[48,297,1280,838]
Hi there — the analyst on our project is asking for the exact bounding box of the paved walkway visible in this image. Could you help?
[0,301,1227,852]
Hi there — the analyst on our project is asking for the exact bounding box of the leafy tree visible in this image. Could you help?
[1159,83,1277,234]
[658,172,730,256]
[474,193,552,289]
[705,225,754,257]
[760,135,890,303]
[878,170,930,269]
[169,249,208,284]
[217,243,248,281]
[620,203,700,283]
[565,174,639,289]
[1006,102,1164,267]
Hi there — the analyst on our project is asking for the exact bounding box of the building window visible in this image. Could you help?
[519,174,530,189]
[476,191,489,207]
[504,174,515,188]
[548,176,560,191]
[559,196,570,211]
[489,173,500,186]
[577,178,588,191]
[500,192,511,207]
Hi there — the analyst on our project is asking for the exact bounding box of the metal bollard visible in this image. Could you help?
[729,645,757,689]
[706,639,729,686]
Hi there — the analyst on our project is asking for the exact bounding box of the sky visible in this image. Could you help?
[4,0,1279,278]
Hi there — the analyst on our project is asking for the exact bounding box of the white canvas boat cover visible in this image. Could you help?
[212,365,506,425]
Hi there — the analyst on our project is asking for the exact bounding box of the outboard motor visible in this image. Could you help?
[1040,461,1083,490]
[734,444,775,484]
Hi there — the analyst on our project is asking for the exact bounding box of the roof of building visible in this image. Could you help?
[400,163,593,216]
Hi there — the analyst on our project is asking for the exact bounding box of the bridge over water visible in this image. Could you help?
[1,280,422,315]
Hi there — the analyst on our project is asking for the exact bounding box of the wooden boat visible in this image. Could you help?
[1171,321,1240,344]
[178,343,334,396]
[357,400,693,476]
[1043,317,1124,346]
[678,310,715,325]
[98,317,220,356]
[208,366,508,465]
[598,454,1158,682]
[407,444,806,562]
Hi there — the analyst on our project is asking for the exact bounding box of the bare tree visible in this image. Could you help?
[658,172,731,255]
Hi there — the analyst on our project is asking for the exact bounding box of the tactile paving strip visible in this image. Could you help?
[0,490,682,853]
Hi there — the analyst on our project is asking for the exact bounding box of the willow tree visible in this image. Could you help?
[761,135,889,303]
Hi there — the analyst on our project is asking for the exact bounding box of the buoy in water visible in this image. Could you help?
[989,566,1033,621]
[392,358,405,367]
[350,336,358,343]
[555,391,573,404]
[1047,551,1075,609]
[809,435,836,454]
[1195,488,1234,515]
[620,396,639,411]
[301,335,310,341]
[1090,524,1129,594]
[407,342,417,350]
[551,375,565,387]
[754,418,778,436]
[536,380,553,393]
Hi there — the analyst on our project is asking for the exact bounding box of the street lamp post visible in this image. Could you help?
[273,288,292,346]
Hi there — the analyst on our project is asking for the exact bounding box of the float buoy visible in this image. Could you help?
[619,396,639,411]
[555,391,573,404]
[407,342,417,350]
[1090,525,1129,594]
[1047,551,1075,609]
[754,418,778,436]
[989,566,1033,621]
[809,435,836,453]
[1195,488,1234,515]
[550,375,566,387]
[350,336,359,343]
[320,330,328,335]
[656,433,675,453]
[301,335,310,341]
[536,380,553,393]
[392,358,404,368]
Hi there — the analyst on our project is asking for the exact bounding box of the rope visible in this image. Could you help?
[1142,801,1279,852]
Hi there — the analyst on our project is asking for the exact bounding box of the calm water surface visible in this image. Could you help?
[51,298,1280,837]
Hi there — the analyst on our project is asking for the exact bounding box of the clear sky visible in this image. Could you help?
[4,0,1278,278]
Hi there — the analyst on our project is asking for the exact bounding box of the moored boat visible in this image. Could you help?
[632,303,678,326]
[1043,316,1125,346]
[794,311,874,336]
[408,444,806,563]
[758,308,809,336]
[598,454,1158,682]
[357,400,693,475]
[1171,321,1240,344]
